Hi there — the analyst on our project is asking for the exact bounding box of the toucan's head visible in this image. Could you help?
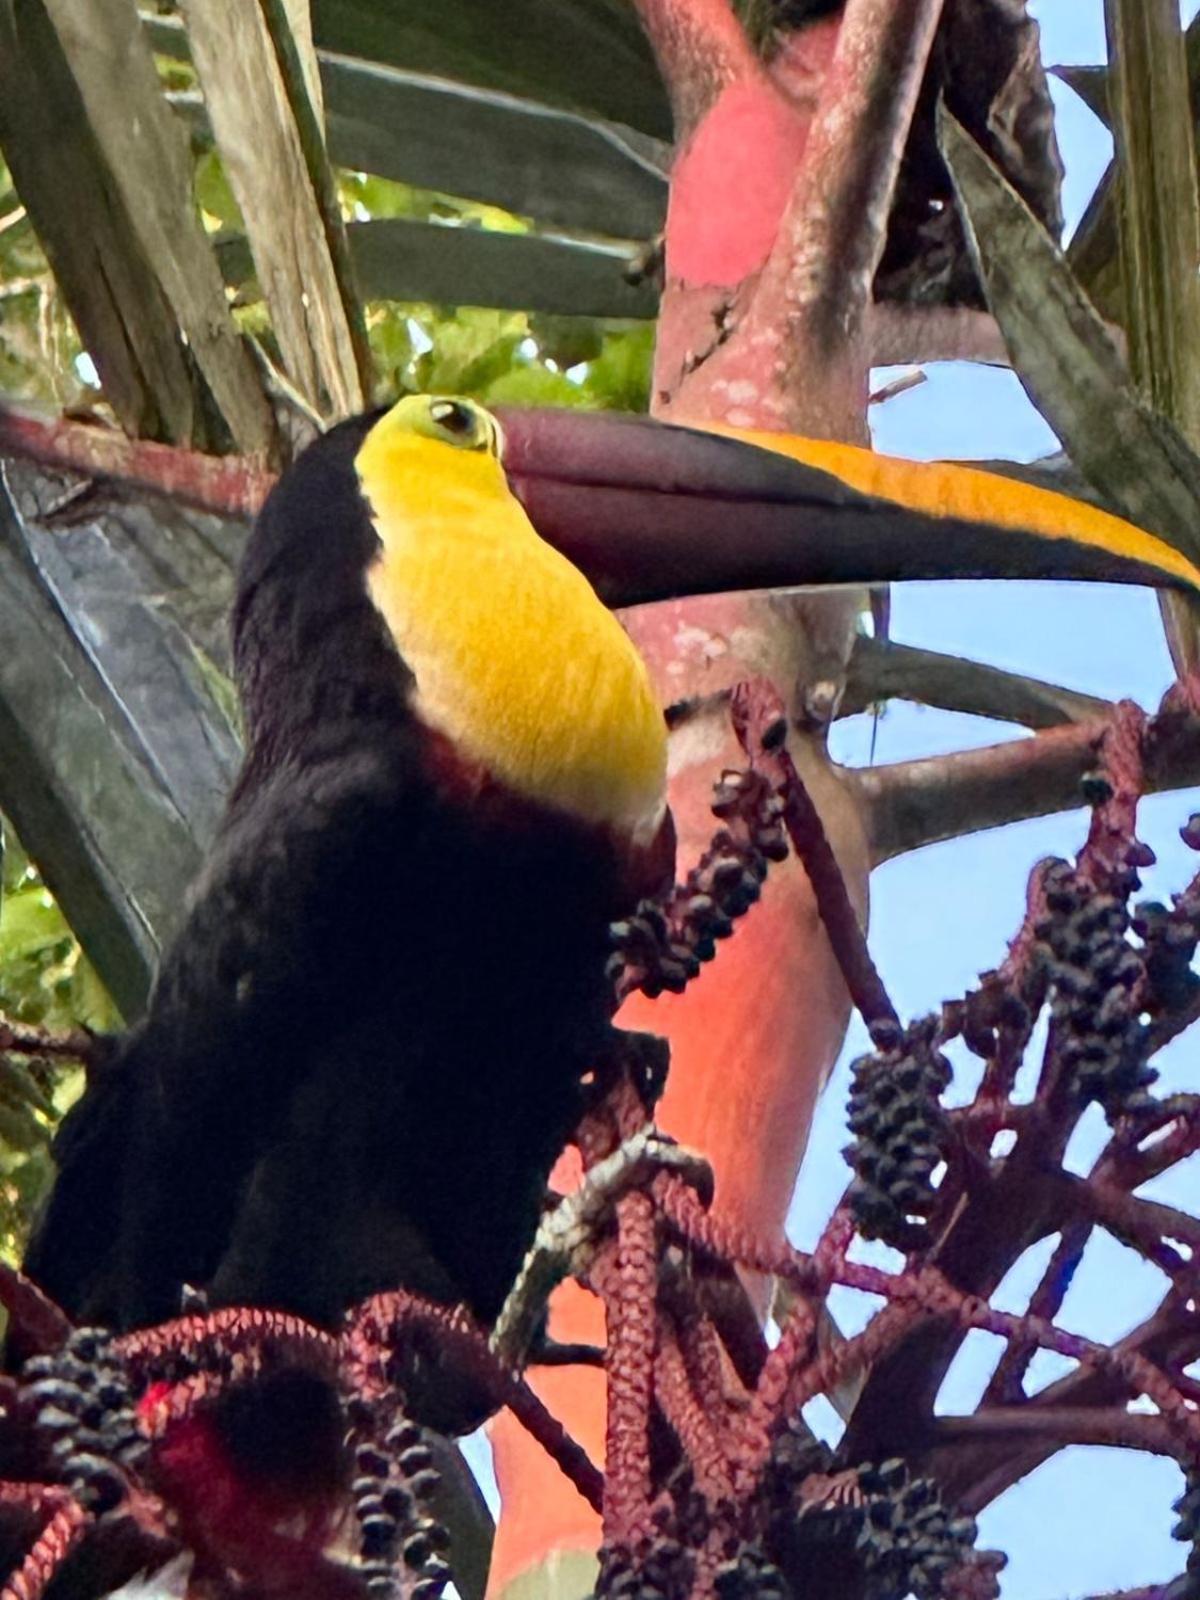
[234,396,503,641]
[236,395,669,850]
[351,394,509,551]
[359,392,504,459]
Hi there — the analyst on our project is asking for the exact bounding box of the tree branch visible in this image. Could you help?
[982,1221,1092,1406]
[0,406,270,518]
[841,637,1113,728]
[1079,1178,1200,1271]
[763,0,947,378]
[929,1405,1181,1458]
[1071,1588,1190,1600]
[869,305,1013,367]
[856,703,1200,866]
[1097,1096,1200,1190]
[630,0,757,138]
[257,0,374,407]
[933,1292,1200,1512]
[0,1015,95,1064]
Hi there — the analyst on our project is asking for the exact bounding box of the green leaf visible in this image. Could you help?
[194,147,244,232]
[367,306,417,389]
[0,1057,56,1119]
[581,323,653,412]
[939,102,1200,565]
[481,364,589,408]
[413,308,525,393]
[0,883,70,966]
[157,16,667,240]
[310,0,670,140]
[217,218,657,321]
[0,1097,47,1155]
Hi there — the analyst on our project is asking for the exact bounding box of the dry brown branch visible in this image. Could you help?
[929,1405,1180,1457]
[0,406,271,518]
[842,637,1113,728]
[178,0,368,419]
[856,703,1200,865]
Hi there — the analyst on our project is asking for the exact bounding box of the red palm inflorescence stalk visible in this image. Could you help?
[0,1485,90,1600]
[0,680,1198,1600]
[587,679,1200,1600]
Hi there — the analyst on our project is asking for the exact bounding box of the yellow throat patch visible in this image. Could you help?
[355,395,667,842]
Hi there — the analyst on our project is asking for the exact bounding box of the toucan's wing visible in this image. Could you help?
[21,742,427,1332]
[495,408,1200,607]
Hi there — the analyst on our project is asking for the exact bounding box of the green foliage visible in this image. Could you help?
[1,827,117,1035]
[341,172,655,414]
[366,301,652,414]
[194,146,245,234]
[0,821,111,1263]
[341,170,529,233]
[0,159,85,407]
[581,324,655,412]
[1,124,658,418]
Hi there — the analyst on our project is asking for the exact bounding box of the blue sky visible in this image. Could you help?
[786,4,1200,1594]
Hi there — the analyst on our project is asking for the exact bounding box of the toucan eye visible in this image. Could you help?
[429,399,487,448]
[373,394,503,458]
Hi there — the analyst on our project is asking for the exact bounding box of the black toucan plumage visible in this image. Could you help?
[23,398,672,1404]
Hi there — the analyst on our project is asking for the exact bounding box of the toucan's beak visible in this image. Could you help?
[495,407,1200,608]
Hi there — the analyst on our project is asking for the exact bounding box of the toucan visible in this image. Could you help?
[23,396,672,1360]
[21,395,1199,1395]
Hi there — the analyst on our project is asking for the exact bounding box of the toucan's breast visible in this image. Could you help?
[358,438,668,847]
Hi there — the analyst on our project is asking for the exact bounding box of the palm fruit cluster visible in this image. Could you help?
[1133,815,1200,1020]
[1034,860,1157,1120]
[346,1399,452,1600]
[948,966,1035,1067]
[594,1464,710,1600]
[609,767,788,999]
[763,1436,996,1600]
[1133,898,1200,1016]
[850,1459,989,1600]
[609,900,706,999]
[713,1544,790,1600]
[19,1328,145,1514]
[597,1540,697,1600]
[594,1427,996,1600]
[843,1016,952,1246]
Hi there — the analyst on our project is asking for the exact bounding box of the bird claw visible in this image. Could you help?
[489,1128,712,1368]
